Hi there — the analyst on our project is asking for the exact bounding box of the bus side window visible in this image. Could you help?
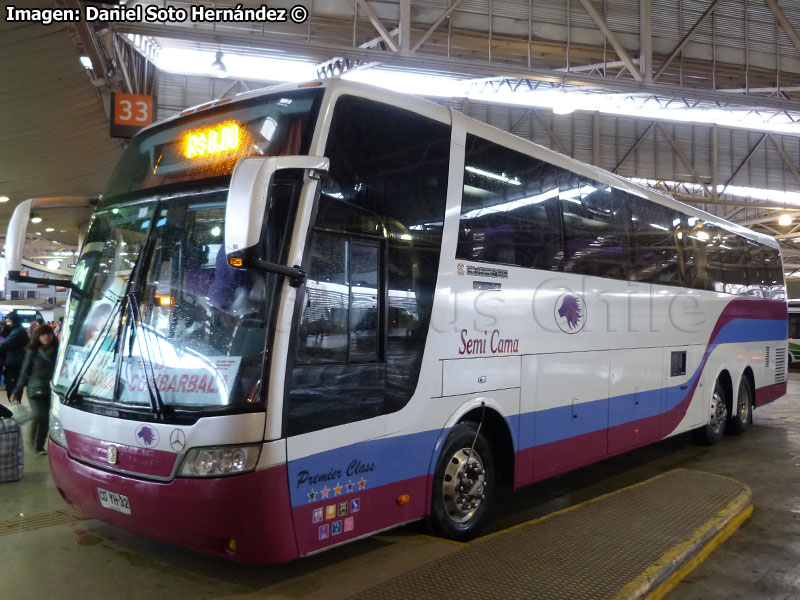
[721,231,749,295]
[457,135,562,271]
[296,233,350,364]
[627,195,684,285]
[560,178,631,279]
[765,246,785,298]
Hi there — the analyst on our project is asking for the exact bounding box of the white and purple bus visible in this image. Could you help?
[6,80,787,563]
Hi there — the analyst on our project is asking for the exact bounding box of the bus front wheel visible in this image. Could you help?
[428,422,495,542]
[694,379,728,445]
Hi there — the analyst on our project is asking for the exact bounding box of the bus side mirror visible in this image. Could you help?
[5,197,94,291]
[224,155,329,285]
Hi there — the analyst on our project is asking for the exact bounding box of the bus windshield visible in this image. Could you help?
[52,89,322,412]
[54,194,277,410]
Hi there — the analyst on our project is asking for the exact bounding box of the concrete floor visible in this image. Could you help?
[3,373,800,600]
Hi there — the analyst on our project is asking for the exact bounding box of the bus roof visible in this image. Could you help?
[134,78,778,251]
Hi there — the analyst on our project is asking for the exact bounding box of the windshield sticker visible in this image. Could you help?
[57,345,242,406]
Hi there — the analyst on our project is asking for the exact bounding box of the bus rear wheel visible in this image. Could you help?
[694,379,728,446]
[728,377,753,435]
[428,422,495,542]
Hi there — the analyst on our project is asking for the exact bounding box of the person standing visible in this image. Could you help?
[12,325,58,455]
[53,316,64,341]
[0,313,30,401]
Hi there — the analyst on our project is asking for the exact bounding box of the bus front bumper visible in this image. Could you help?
[48,440,298,564]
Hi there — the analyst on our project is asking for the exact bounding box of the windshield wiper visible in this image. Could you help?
[65,293,123,405]
[125,291,166,420]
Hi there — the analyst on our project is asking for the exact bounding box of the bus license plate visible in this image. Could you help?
[97,488,131,515]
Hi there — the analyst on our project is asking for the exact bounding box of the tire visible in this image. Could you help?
[693,379,728,446]
[728,376,753,435]
[428,422,495,542]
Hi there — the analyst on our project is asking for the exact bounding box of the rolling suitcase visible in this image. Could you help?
[0,415,24,482]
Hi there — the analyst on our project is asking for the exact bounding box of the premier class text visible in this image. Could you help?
[5,4,291,25]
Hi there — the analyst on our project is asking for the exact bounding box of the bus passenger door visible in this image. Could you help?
[284,232,390,556]
[608,348,663,454]
[533,351,609,480]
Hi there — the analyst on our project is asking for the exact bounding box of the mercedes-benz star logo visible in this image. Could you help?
[169,429,186,452]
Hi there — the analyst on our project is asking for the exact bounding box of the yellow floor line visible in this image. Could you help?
[644,504,753,600]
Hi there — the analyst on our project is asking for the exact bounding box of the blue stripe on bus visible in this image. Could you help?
[516,317,786,450]
[287,429,442,507]
[287,317,785,506]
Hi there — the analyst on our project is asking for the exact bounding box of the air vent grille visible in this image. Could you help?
[776,348,786,384]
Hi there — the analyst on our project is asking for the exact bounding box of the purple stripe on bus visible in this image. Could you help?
[64,431,177,479]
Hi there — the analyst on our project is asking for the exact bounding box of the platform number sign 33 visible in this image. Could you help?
[110,92,156,138]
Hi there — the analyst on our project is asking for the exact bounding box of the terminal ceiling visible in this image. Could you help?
[7,0,800,275]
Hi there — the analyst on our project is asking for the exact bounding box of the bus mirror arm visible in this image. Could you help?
[8,270,78,293]
[250,260,306,287]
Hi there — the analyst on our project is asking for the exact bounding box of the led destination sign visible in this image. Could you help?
[183,122,241,159]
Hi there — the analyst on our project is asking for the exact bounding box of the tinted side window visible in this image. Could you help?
[457,135,563,271]
[789,313,800,339]
[744,239,768,297]
[720,230,749,294]
[560,176,631,279]
[680,218,724,291]
[287,97,450,436]
[627,195,683,285]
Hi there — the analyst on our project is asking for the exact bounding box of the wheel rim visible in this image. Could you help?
[738,384,751,423]
[710,384,728,433]
[441,448,487,524]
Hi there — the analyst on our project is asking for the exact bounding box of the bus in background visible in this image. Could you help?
[788,301,800,365]
[6,79,787,564]
[3,308,45,330]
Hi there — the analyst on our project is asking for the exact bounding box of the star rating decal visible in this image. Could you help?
[334,482,343,496]
[321,485,330,499]
[358,478,367,490]
[308,489,317,502]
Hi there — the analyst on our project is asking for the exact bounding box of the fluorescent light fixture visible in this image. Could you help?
[30,215,42,224]
[342,68,459,98]
[210,51,227,78]
[0,196,8,203]
[552,90,576,115]
[632,177,800,208]
[779,214,793,226]
[46,260,61,270]
[157,48,315,83]
[80,56,93,70]
[649,223,669,231]
[45,227,55,232]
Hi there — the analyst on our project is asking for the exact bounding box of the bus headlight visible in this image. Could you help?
[178,444,261,477]
[49,416,68,449]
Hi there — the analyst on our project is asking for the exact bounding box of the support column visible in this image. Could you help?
[640,0,653,82]
[399,0,411,56]
[593,112,601,166]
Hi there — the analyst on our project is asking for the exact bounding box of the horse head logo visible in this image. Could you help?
[135,425,159,448]
[555,293,586,333]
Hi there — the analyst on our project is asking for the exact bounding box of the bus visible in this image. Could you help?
[788,301,800,365]
[3,308,44,330]
[6,79,787,563]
